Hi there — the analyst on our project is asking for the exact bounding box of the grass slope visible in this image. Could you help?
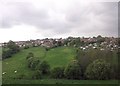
[44,47,76,68]
[2,46,76,81]
[2,46,118,84]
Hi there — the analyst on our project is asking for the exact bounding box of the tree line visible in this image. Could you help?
[25,52,115,80]
[2,40,20,59]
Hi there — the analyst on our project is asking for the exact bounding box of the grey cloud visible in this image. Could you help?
[0,1,73,34]
[0,1,118,37]
[65,2,118,36]
[1,2,50,28]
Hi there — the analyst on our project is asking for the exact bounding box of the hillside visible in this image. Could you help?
[2,46,76,80]
[2,46,119,84]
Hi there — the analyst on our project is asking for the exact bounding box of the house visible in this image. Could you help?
[41,39,54,48]
[80,38,89,43]
[93,47,97,49]
[100,48,104,51]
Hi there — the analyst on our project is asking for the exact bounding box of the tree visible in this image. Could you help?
[27,57,34,68]
[36,61,50,74]
[64,60,82,79]
[57,41,62,46]
[27,57,40,70]
[24,46,29,49]
[2,49,12,59]
[96,35,105,44]
[64,39,69,46]
[74,37,81,46]
[30,59,40,70]
[45,47,50,51]
[85,59,112,80]
[7,40,20,53]
[2,40,20,59]
[51,67,64,79]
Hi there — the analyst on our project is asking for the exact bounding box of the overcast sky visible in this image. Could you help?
[0,0,118,42]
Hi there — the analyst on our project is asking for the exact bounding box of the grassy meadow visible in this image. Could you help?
[2,46,76,83]
[2,46,119,84]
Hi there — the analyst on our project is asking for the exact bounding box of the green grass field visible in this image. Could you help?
[2,46,119,84]
[2,46,77,83]
[44,47,76,68]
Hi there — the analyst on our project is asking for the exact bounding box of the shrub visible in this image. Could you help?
[30,59,40,70]
[2,41,20,60]
[17,74,26,79]
[24,46,29,49]
[32,70,42,79]
[85,59,112,80]
[7,40,20,53]
[64,60,82,79]
[27,57,40,70]
[27,57,34,68]
[45,47,50,51]
[26,52,34,59]
[2,49,12,59]
[36,61,50,74]
[51,67,64,79]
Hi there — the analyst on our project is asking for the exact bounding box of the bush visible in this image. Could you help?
[51,67,64,79]
[17,74,26,79]
[85,59,112,80]
[45,47,50,51]
[36,61,50,74]
[27,57,34,68]
[30,59,40,70]
[24,46,29,49]
[32,70,42,79]
[64,60,82,79]
[2,40,20,60]
[26,52,34,59]
[7,40,20,53]
[2,49,12,59]
[27,57,40,70]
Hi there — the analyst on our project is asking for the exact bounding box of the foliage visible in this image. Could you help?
[57,41,62,46]
[27,57,40,70]
[24,46,30,49]
[2,49,12,59]
[32,70,42,79]
[32,43,38,47]
[51,67,64,79]
[17,74,26,79]
[75,48,117,77]
[64,60,82,79]
[96,35,105,44]
[2,46,118,83]
[7,40,20,53]
[36,61,50,74]
[2,40,20,59]
[75,48,92,77]
[85,59,112,80]
[26,52,34,59]
[45,47,50,51]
